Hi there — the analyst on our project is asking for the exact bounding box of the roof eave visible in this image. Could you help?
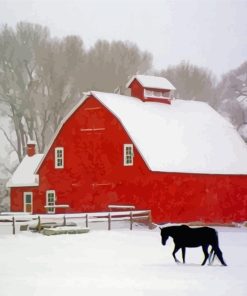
[7,182,39,188]
[126,75,176,90]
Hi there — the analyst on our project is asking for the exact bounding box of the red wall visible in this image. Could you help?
[129,79,144,100]
[11,96,247,223]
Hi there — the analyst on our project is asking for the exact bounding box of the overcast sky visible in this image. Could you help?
[0,0,247,78]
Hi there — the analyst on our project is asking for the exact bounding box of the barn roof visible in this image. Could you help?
[126,75,176,90]
[7,154,44,187]
[91,91,247,174]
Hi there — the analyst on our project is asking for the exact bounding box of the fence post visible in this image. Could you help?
[12,216,15,235]
[63,215,66,226]
[108,212,111,231]
[37,216,41,232]
[85,214,89,228]
[130,211,133,230]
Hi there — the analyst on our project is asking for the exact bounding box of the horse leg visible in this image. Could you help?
[172,245,181,263]
[208,248,215,265]
[182,247,186,264]
[201,245,209,266]
[212,245,227,266]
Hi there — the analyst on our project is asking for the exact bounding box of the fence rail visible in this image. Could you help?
[0,210,152,235]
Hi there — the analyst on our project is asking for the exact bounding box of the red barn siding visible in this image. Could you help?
[10,95,247,223]
[129,79,144,100]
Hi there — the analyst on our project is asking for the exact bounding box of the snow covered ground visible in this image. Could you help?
[0,224,246,296]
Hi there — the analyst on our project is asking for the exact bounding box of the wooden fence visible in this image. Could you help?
[0,210,152,235]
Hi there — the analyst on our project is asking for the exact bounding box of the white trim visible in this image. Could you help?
[44,204,69,209]
[55,147,64,169]
[46,190,56,214]
[123,144,134,166]
[23,192,33,213]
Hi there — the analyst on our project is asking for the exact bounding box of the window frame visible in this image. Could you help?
[144,89,168,98]
[46,190,56,214]
[123,144,134,166]
[55,147,64,169]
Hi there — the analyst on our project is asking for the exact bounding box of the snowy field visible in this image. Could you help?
[0,223,247,296]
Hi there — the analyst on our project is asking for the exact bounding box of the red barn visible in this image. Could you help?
[7,75,247,223]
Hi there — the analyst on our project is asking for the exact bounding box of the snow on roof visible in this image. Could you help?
[27,140,37,145]
[126,75,176,90]
[7,154,44,187]
[92,91,247,175]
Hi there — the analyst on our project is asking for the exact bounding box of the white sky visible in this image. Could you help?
[0,0,246,78]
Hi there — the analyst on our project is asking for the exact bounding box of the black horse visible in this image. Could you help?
[160,225,227,266]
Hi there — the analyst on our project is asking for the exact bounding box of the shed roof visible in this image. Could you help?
[126,75,176,90]
[7,154,44,187]
[92,91,247,174]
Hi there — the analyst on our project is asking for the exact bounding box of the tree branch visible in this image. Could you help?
[0,127,18,154]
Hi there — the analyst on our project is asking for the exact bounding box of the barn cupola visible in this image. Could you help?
[126,75,176,104]
[26,140,36,157]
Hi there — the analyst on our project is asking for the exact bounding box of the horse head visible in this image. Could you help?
[160,227,169,246]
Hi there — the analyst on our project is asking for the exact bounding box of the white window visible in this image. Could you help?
[144,89,153,97]
[46,190,56,214]
[145,89,168,98]
[124,144,134,166]
[55,147,64,169]
[153,91,162,97]
[23,192,33,213]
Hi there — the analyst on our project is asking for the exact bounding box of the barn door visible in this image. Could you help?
[23,192,33,213]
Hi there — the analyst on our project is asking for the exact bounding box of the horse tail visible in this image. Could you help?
[211,229,227,266]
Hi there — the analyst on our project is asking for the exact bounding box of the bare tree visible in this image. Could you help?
[0,22,153,174]
[158,61,217,105]
[216,61,247,135]
[0,23,86,159]
[83,40,152,93]
[0,22,51,161]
